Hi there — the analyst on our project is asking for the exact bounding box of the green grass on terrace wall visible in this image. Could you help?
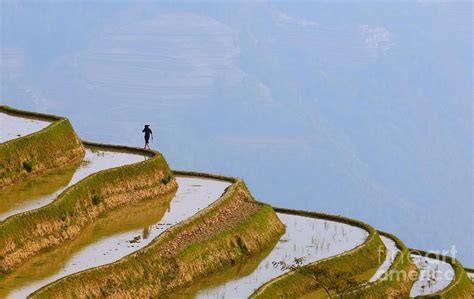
[410,248,472,298]
[0,105,84,190]
[168,203,283,294]
[30,178,285,298]
[0,141,175,275]
[345,231,418,298]
[172,169,239,183]
[250,207,385,299]
[0,105,64,122]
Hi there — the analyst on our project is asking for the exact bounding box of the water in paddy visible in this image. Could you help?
[368,236,399,282]
[171,213,368,298]
[0,112,51,143]
[0,176,230,298]
[0,148,144,221]
[409,255,454,296]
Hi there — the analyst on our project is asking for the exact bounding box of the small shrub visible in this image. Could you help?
[92,194,102,205]
[161,173,173,185]
[22,161,33,172]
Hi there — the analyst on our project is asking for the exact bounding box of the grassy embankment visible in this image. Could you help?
[464,267,474,297]
[0,140,177,275]
[409,248,472,298]
[30,172,285,298]
[343,231,418,298]
[0,105,85,190]
[250,207,386,298]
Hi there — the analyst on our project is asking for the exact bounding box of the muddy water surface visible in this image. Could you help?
[0,112,51,143]
[0,176,230,298]
[0,148,144,221]
[409,254,454,297]
[171,213,369,298]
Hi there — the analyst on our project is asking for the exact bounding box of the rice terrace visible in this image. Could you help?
[0,1,473,298]
[0,105,472,298]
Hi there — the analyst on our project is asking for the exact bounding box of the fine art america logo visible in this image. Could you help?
[378,245,457,284]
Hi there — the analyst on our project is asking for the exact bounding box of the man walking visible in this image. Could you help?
[142,125,153,149]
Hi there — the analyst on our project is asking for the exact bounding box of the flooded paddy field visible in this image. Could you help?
[409,254,454,297]
[171,213,368,298]
[0,112,51,143]
[0,148,144,221]
[0,176,230,298]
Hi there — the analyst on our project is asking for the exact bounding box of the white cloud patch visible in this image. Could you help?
[359,25,394,57]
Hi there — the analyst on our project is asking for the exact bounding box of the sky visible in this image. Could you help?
[1,1,472,266]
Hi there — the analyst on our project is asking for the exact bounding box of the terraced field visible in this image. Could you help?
[410,254,454,296]
[0,177,229,298]
[369,236,399,282]
[0,113,51,143]
[0,105,472,298]
[172,213,369,298]
[0,148,144,221]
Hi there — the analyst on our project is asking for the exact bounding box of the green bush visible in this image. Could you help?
[161,173,173,185]
[22,161,33,172]
[92,194,102,205]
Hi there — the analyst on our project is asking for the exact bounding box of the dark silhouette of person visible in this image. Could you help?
[142,125,153,149]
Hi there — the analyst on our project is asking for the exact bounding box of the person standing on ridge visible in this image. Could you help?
[142,125,153,149]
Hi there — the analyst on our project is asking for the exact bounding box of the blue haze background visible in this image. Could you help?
[1,1,472,266]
